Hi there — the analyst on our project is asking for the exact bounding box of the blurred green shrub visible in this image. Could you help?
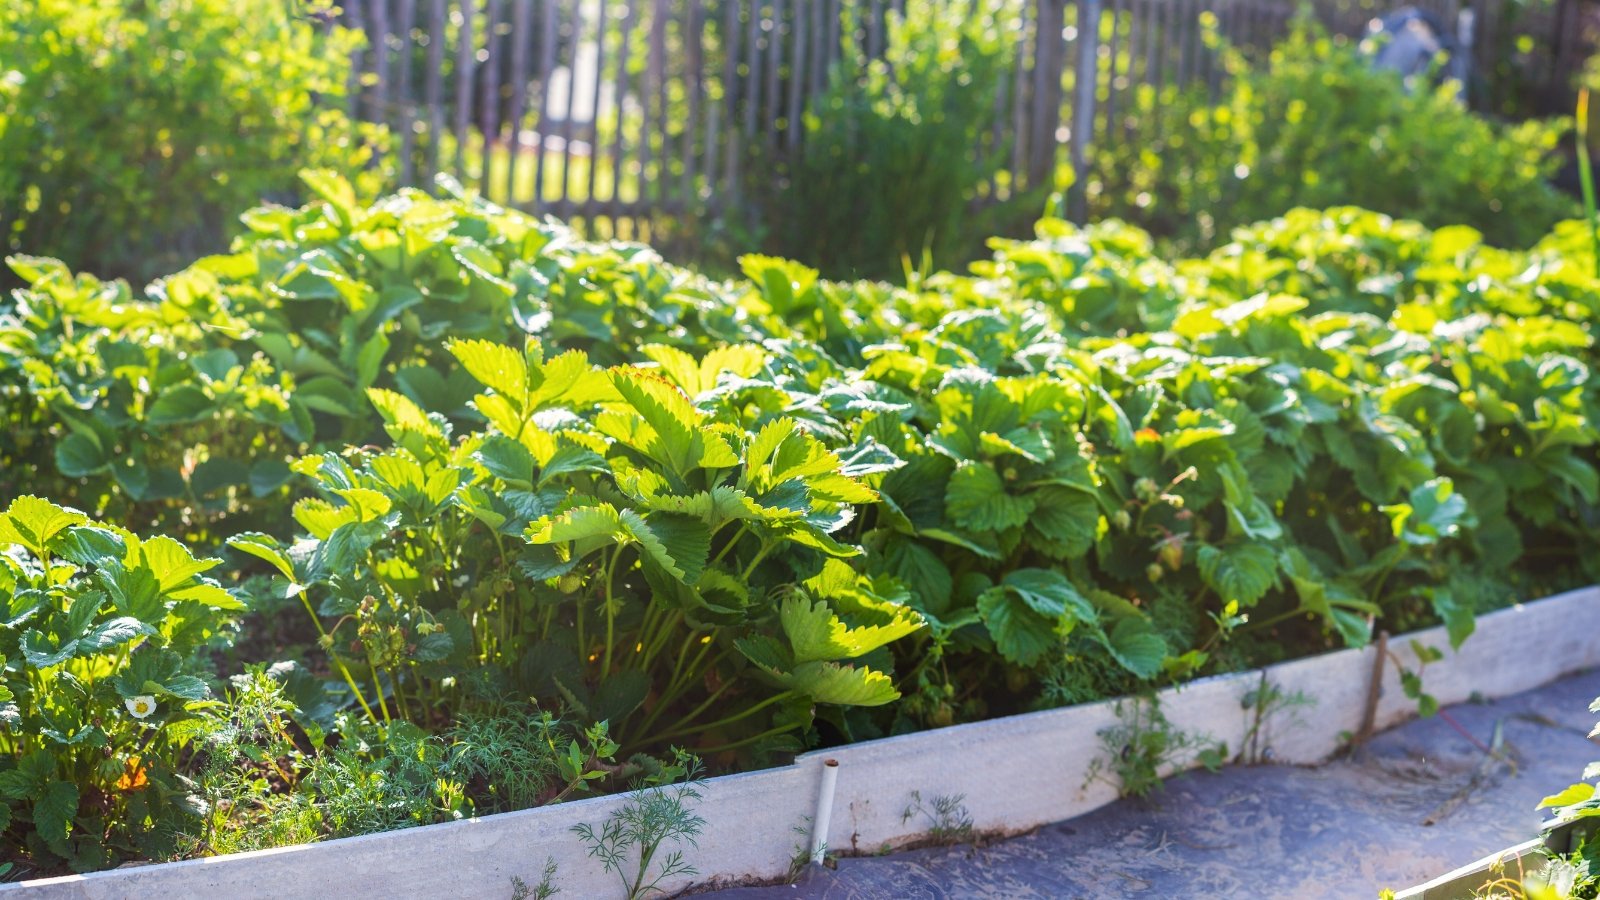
[1085,20,1575,251]
[755,0,1038,280]
[0,0,387,282]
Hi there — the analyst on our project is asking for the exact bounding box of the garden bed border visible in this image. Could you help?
[9,585,1600,899]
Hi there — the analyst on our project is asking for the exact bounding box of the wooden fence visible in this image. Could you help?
[332,0,1591,235]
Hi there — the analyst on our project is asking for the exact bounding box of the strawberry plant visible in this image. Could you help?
[228,337,922,759]
[0,496,243,873]
[2,174,1599,869]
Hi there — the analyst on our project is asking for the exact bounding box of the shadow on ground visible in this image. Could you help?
[703,670,1600,899]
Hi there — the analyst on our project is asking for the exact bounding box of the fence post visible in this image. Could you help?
[1070,0,1101,222]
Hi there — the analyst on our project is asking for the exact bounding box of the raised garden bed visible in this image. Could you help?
[9,585,1598,900]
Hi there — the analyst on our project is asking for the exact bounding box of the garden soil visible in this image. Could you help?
[703,669,1600,899]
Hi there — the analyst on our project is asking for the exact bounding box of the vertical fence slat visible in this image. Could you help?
[1010,0,1032,188]
[558,0,583,218]
[745,0,763,146]
[424,0,448,183]
[396,0,418,184]
[370,0,392,126]
[1118,0,1142,140]
[640,0,665,209]
[453,0,476,181]
[810,0,827,98]
[531,0,556,211]
[787,0,808,151]
[505,0,536,208]
[1029,0,1065,188]
[683,0,706,213]
[478,0,503,199]
[763,0,786,155]
[584,0,610,219]
[652,0,670,211]
[1071,0,1102,221]
[1101,0,1124,147]
[827,0,843,74]
[1179,0,1197,87]
[868,0,884,59]
[347,0,368,123]
[708,0,737,212]
[610,0,638,218]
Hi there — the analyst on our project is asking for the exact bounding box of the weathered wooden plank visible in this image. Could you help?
[1070,0,1102,221]
[424,0,448,181]
[503,0,534,206]
[1010,0,1032,188]
[558,0,585,218]
[395,0,418,184]
[809,0,826,98]
[609,0,638,216]
[585,0,610,218]
[684,0,706,212]
[370,0,391,125]
[478,0,504,199]
[762,0,785,154]
[744,0,762,144]
[531,0,556,209]
[708,0,737,213]
[346,0,368,123]
[867,0,883,59]
[1029,0,1064,187]
[1117,0,1141,139]
[1101,0,1124,141]
[453,0,477,181]
[644,0,668,207]
[786,0,808,151]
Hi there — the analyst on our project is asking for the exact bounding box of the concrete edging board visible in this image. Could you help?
[9,585,1599,899]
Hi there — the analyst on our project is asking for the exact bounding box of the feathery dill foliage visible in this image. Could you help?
[573,750,707,900]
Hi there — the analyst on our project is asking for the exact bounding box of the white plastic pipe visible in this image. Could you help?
[809,759,840,865]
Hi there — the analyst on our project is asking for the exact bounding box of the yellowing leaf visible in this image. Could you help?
[780,593,923,663]
[139,536,220,592]
[0,496,88,556]
[448,338,530,407]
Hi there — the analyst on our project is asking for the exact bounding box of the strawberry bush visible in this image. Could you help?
[1,176,1597,872]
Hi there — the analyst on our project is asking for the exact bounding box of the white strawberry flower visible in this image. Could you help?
[125,695,157,719]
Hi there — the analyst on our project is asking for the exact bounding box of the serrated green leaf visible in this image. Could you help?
[976,587,1058,667]
[55,432,109,477]
[147,384,213,425]
[35,781,77,856]
[1103,617,1167,679]
[448,338,529,407]
[168,582,246,610]
[630,510,710,585]
[1197,542,1278,607]
[0,496,88,556]
[1383,477,1471,546]
[227,533,297,581]
[1026,485,1101,558]
[610,367,702,475]
[140,536,220,592]
[780,593,922,663]
[78,617,149,652]
[945,463,1034,532]
[783,660,899,706]
[540,444,611,486]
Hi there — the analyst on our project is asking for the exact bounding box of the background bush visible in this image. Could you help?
[0,0,386,282]
[753,0,1039,280]
[1083,21,1576,251]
